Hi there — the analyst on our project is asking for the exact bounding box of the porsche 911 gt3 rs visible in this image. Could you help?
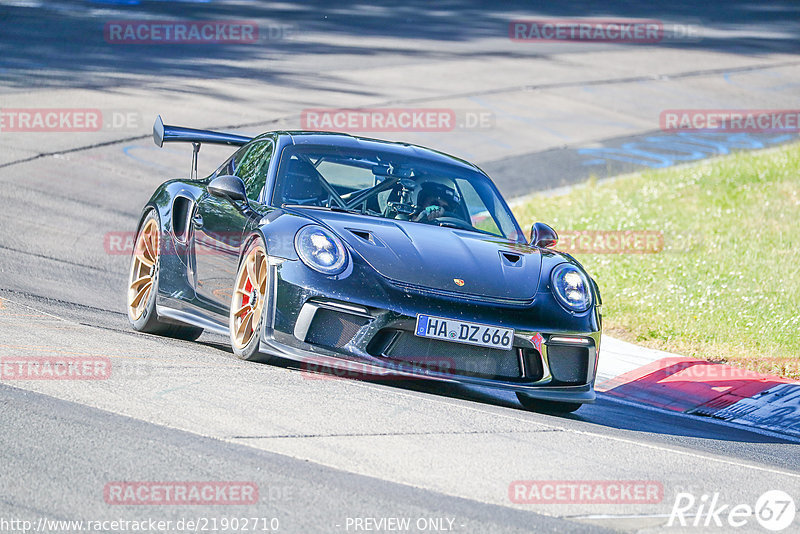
[127,116,602,413]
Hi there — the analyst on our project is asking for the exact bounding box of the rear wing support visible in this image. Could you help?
[152,115,253,178]
[191,142,200,179]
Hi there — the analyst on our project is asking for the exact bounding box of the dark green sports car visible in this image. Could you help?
[127,116,602,413]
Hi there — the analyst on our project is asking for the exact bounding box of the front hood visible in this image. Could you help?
[289,208,541,302]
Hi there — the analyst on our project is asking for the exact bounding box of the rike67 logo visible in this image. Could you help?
[668,490,796,531]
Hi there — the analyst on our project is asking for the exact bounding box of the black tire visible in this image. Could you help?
[127,210,203,341]
[229,239,272,362]
[516,392,582,414]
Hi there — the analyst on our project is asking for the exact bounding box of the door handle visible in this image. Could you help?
[192,213,204,229]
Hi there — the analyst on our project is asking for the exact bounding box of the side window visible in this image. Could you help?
[235,139,274,201]
[214,146,244,178]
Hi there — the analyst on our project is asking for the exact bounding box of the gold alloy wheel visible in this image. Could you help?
[231,245,268,349]
[127,218,159,321]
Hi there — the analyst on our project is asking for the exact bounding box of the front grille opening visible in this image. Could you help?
[547,344,590,385]
[521,348,544,381]
[368,329,522,380]
[304,308,370,350]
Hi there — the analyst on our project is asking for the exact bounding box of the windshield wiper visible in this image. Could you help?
[330,206,364,214]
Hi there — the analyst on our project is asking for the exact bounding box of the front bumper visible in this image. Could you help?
[259,260,601,403]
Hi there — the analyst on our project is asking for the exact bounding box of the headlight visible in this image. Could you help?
[551,264,592,312]
[294,225,348,275]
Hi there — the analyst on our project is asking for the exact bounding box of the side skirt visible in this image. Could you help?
[156,304,228,336]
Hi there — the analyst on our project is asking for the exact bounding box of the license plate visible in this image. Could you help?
[414,314,514,351]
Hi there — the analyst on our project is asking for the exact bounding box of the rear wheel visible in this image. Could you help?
[127,210,203,340]
[229,240,272,362]
[516,393,582,414]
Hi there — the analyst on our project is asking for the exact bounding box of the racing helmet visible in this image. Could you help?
[416,181,461,213]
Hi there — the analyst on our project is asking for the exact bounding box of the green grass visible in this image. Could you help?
[513,142,800,379]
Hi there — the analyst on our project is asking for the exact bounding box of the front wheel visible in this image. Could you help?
[516,392,582,414]
[229,239,272,362]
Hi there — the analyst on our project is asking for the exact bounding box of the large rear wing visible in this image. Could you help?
[152,115,252,178]
[152,115,251,148]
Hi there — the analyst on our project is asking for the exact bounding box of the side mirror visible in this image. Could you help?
[530,222,558,248]
[208,175,248,203]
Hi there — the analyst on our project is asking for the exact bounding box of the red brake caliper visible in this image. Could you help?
[243,279,252,306]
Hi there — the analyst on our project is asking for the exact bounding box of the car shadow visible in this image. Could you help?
[262,354,798,445]
[189,334,799,445]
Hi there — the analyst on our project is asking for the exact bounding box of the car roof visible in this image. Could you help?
[253,131,482,173]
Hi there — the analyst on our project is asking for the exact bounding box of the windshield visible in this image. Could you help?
[271,144,525,241]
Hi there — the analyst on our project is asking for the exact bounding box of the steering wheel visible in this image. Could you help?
[433,216,473,230]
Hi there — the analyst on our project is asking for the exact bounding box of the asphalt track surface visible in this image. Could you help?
[1,1,800,533]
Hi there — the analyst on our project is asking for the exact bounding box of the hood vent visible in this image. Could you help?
[348,228,375,245]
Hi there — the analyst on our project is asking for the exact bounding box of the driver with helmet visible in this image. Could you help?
[413,181,462,222]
